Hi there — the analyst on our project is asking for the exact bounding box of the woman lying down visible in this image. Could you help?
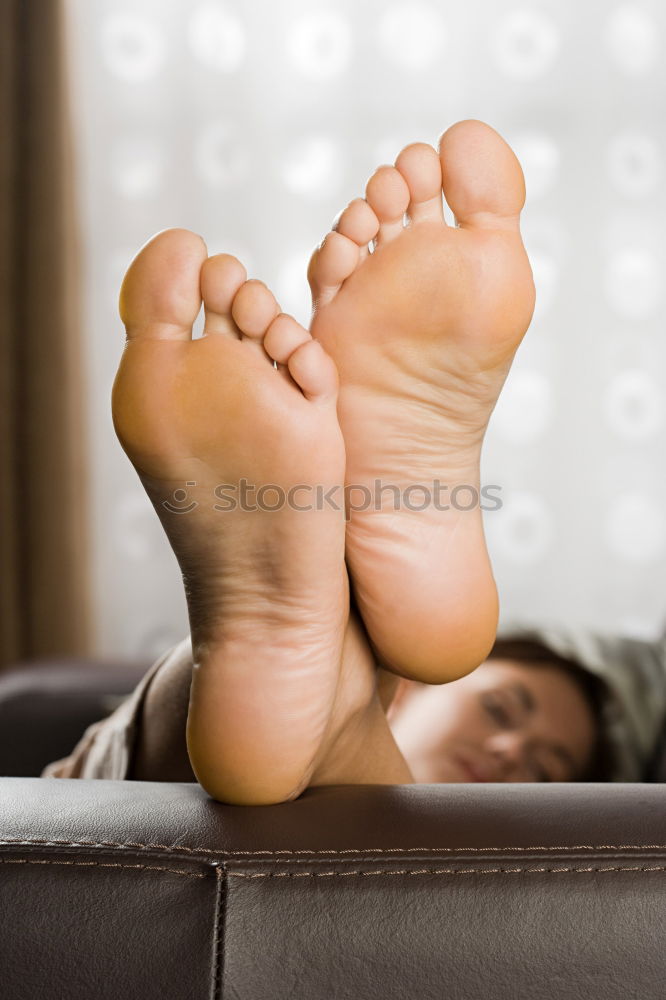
[43,624,666,788]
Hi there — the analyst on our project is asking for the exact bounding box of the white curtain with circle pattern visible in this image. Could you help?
[67,0,666,657]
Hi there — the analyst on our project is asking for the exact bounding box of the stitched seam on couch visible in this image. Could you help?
[3,837,666,857]
[2,857,664,878]
[212,867,225,1000]
[224,866,666,877]
[0,857,204,877]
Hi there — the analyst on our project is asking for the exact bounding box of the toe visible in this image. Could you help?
[264,313,311,365]
[231,279,280,346]
[287,339,338,403]
[308,231,360,307]
[333,197,380,252]
[365,166,410,244]
[438,119,526,231]
[395,143,444,225]
[119,228,207,341]
[201,254,247,338]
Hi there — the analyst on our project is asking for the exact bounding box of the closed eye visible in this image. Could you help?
[482,694,512,728]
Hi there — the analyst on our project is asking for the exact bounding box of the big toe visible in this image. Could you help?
[119,228,207,341]
[438,120,526,230]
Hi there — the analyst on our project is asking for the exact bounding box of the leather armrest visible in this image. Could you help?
[2,777,666,999]
[0,660,149,776]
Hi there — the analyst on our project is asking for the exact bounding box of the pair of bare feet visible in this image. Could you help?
[113,120,535,804]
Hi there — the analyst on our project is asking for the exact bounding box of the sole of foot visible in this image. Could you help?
[308,119,536,685]
[113,228,349,804]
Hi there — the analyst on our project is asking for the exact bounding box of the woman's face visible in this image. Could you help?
[387,658,597,782]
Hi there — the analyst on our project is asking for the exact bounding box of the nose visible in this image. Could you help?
[485,732,530,780]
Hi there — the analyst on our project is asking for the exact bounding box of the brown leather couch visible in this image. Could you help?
[2,662,666,998]
[3,777,666,998]
[0,658,149,777]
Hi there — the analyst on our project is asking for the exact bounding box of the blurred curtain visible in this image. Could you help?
[0,0,90,667]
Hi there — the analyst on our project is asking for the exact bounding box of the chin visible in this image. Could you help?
[410,760,465,784]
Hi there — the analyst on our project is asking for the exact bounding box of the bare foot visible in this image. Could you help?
[308,120,536,683]
[113,228,349,804]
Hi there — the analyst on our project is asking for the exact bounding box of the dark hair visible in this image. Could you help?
[487,637,616,781]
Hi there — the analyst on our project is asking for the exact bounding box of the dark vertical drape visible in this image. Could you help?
[0,0,90,667]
